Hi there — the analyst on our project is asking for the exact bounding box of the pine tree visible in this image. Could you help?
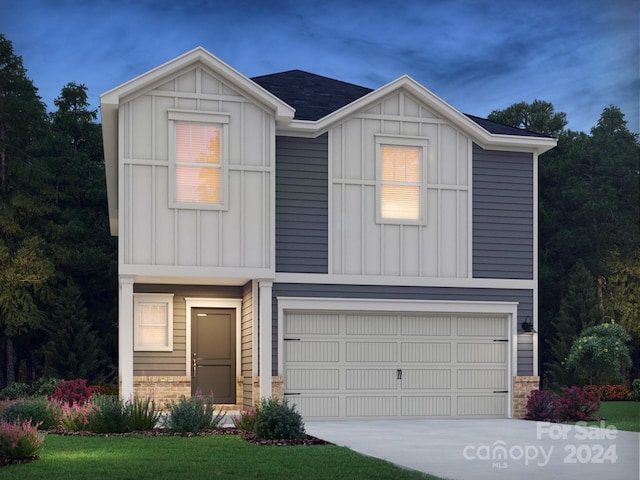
[42,279,105,383]
[0,35,54,387]
[546,260,602,386]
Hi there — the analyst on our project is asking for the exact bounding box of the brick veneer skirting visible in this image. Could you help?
[512,376,540,418]
[130,375,245,410]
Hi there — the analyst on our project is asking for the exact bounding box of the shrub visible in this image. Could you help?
[0,382,30,400]
[232,408,257,431]
[32,377,61,397]
[124,396,160,431]
[583,384,630,401]
[60,402,95,431]
[85,395,129,433]
[163,393,225,433]
[555,386,600,422]
[0,419,44,459]
[525,389,560,421]
[49,379,93,406]
[253,397,305,440]
[1,396,61,430]
[566,322,632,385]
[630,379,640,402]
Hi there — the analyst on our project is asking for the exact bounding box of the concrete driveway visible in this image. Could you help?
[305,418,639,480]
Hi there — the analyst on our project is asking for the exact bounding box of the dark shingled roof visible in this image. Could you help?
[252,70,553,139]
[252,70,373,121]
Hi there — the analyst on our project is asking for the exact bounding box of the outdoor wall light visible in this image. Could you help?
[521,317,537,334]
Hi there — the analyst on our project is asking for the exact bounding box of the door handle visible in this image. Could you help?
[397,369,402,380]
[192,352,197,376]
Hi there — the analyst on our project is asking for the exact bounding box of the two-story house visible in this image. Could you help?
[101,47,556,419]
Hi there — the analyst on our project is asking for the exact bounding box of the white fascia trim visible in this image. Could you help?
[274,75,557,154]
[100,47,294,123]
[185,298,243,378]
[274,272,534,290]
[119,264,275,285]
[277,296,519,416]
[278,296,518,313]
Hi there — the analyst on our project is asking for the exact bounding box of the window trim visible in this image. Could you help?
[168,109,230,210]
[375,134,428,225]
[133,293,174,352]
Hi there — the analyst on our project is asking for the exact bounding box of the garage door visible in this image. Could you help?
[283,312,509,418]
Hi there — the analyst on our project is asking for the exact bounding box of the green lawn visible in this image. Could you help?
[2,434,444,480]
[587,401,640,432]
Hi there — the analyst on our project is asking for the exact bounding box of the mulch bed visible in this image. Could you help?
[1,427,332,467]
[47,426,331,445]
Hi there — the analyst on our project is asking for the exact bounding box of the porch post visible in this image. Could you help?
[119,276,135,400]
[258,280,273,399]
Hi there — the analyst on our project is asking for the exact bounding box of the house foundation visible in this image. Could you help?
[512,375,540,419]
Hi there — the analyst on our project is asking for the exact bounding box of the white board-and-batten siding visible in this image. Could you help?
[120,66,274,271]
[330,91,470,279]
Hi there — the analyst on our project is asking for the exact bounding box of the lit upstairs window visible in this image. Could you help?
[380,145,421,220]
[175,122,221,204]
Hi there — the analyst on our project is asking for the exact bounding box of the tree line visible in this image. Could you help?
[1,35,638,389]
[0,35,116,388]
[489,101,640,385]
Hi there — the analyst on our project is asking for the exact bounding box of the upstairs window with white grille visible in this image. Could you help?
[376,136,427,224]
[168,110,229,210]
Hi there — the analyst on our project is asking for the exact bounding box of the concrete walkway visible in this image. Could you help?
[305,418,639,480]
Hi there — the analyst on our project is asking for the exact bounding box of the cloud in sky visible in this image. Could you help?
[3,0,638,133]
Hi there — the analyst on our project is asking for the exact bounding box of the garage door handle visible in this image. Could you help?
[493,339,508,342]
[284,338,301,341]
[284,392,300,396]
[397,369,402,380]
[493,390,508,393]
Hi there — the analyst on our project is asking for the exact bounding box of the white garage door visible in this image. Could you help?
[283,311,509,418]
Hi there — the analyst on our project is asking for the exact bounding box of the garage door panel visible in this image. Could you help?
[288,396,339,417]
[286,341,339,362]
[346,369,397,390]
[346,396,397,417]
[401,396,451,416]
[346,342,397,362]
[457,316,507,336]
[286,369,339,390]
[402,369,451,389]
[285,313,340,335]
[401,342,451,363]
[457,395,506,416]
[457,343,506,363]
[457,369,506,389]
[284,311,509,419]
[401,315,451,336]
[346,314,398,335]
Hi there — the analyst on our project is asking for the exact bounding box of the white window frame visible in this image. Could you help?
[168,109,230,210]
[133,293,174,352]
[375,135,428,225]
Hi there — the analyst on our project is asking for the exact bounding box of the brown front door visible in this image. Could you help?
[191,308,236,403]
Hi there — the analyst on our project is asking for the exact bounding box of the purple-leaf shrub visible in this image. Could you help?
[0,419,45,459]
[49,379,93,406]
[525,389,559,421]
[555,386,600,421]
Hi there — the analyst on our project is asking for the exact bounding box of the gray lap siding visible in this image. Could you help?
[275,135,329,273]
[472,145,534,280]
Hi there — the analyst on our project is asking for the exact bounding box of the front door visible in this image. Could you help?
[191,308,236,403]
